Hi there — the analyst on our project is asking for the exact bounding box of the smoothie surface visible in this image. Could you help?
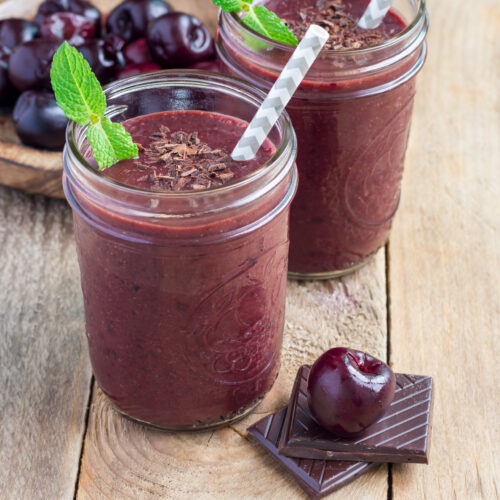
[265,0,405,49]
[103,110,275,192]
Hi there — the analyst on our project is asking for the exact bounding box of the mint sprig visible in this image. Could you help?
[214,0,298,46]
[50,42,138,170]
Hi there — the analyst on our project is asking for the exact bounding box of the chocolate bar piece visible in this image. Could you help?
[279,365,433,463]
[248,408,378,498]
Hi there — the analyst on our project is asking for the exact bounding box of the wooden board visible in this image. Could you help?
[0,0,218,199]
[1,0,499,498]
[0,115,63,197]
[389,0,500,497]
[0,186,92,499]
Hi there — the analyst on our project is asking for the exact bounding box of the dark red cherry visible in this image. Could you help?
[0,18,39,51]
[35,0,102,36]
[101,34,127,67]
[307,347,396,437]
[39,12,96,45]
[106,0,173,42]
[0,17,38,102]
[115,62,161,79]
[147,13,214,68]
[77,39,118,84]
[8,39,61,92]
[123,38,152,65]
[13,90,68,149]
[0,65,12,106]
[0,54,18,107]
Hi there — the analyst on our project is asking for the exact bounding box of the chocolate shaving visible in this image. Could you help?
[284,0,400,50]
[134,126,235,192]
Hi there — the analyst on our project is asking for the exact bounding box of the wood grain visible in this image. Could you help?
[389,0,500,498]
[2,0,498,498]
[77,255,390,499]
[0,0,218,199]
[0,187,92,498]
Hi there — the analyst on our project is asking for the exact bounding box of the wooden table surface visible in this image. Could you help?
[0,0,498,498]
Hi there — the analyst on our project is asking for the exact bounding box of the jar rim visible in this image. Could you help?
[221,0,428,56]
[65,69,296,201]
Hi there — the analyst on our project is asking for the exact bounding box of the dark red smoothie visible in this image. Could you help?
[217,0,428,277]
[66,108,297,429]
[105,110,273,189]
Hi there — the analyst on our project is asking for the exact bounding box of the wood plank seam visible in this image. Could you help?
[73,378,95,500]
[385,241,394,500]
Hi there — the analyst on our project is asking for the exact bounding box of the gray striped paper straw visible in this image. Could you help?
[231,24,329,161]
[358,0,394,29]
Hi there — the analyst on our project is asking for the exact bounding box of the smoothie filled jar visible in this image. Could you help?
[217,0,429,278]
[63,71,297,430]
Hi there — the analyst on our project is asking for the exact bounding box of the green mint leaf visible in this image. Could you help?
[50,42,105,125]
[242,6,298,46]
[87,117,139,170]
[50,42,139,170]
[213,0,251,13]
[212,0,297,46]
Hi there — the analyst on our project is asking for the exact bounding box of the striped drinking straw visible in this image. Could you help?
[231,24,329,162]
[358,0,394,29]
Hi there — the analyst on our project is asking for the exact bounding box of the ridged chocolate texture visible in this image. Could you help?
[247,408,377,498]
[279,365,433,463]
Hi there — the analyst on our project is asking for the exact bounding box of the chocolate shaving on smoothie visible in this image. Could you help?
[134,125,235,192]
[284,0,401,50]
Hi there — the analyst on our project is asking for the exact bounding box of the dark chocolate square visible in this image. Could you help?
[247,408,377,498]
[279,365,433,464]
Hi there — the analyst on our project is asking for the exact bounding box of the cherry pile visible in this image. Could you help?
[0,0,217,150]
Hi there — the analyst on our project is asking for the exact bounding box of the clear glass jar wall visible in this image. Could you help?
[63,71,298,430]
[217,0,429,278]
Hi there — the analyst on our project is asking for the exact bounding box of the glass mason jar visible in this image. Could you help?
[217,0,429,279]
[63,71,298,430]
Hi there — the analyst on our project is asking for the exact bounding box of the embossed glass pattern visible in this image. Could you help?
[217,0,429,278]
[63,72,297,430]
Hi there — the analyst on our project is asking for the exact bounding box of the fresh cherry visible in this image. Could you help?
[13,90,68,149]
[307,347,396,437]
[0,18,39,51]
[147,13,214,68]
[35,0,102,36]
[106,0,173,42]
[115,62,161,79]
[0,66,11,106]
[8,39,61,92]
[39,12,96,45]
[0,54,18,107]
[0,19,39,105]
[77,39,119,84]
[101,34,127,67]
[123,38,152,65]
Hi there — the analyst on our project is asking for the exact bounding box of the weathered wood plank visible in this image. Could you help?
[0,187,91,498]
[77,255,389,499]
[389,0,500,498]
